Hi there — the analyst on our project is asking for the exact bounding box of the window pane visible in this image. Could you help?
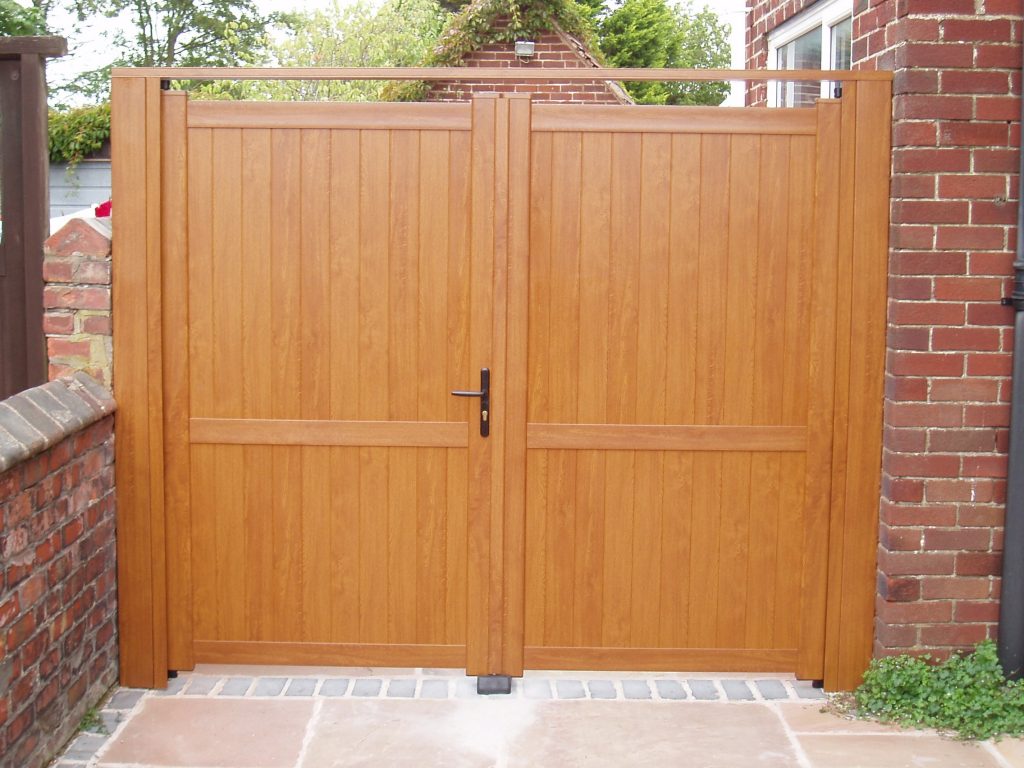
[831,17,852,70]
[777,27,822,107]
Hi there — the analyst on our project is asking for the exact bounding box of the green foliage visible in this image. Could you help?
[57,0,274,102]
[385,0,599,101]
[196,0,449,102]
[48,102,110,167]
[78,706,106,734]
[599,0,730,105]
[854,640,1024,740]
[0,0,47,34]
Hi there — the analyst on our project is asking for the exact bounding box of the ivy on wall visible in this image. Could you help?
[48,103,111,167]
[384,0,599,101]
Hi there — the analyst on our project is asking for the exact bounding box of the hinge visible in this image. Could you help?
[160,79,170,91]
[833,83,843,99]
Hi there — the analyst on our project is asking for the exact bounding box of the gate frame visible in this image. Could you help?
[111,67,892,691]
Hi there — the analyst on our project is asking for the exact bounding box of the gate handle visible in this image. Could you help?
[451,368,490,438]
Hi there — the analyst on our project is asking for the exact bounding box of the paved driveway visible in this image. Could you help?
[52,667,1024,768]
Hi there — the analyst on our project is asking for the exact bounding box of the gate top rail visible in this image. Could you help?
[112,66,893,83]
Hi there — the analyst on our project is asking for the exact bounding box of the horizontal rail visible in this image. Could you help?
[188,100,471,130]
[190,418,468,448]
[532,103,818,135]
[113,66,893,83]
[526,423,807,452]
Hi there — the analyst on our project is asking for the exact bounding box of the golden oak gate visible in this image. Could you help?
[111,67,891,692]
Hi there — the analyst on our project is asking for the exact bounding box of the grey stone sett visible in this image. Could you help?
[524,679,552,699]
[386,679,417,698]
[419,680,449,699]
[108,689,146,710]
[63,733,107,760]
[586,680,616,699]
[622,680,652,700]
[184,676,219,695]
[98,710,121,733]
[218,677,254,696]
[722,680,755,701]
[655,680,687,700]
[156,675,188,695]
[555,680,586,699]
[285,679,317,696]
[318,679,351,697]
[687,679,719,700]
[352,679,382,697]
[252,677,287,696]
[793,683,826,700]
[755,680,789,700]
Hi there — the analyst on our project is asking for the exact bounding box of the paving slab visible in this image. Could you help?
[799,734,1001,768]
[96,697,313,767]
[512,700,797,767]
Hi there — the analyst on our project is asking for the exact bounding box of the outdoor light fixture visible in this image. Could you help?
[514,40,536,58]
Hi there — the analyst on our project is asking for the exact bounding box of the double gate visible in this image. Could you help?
[112,68,891,691]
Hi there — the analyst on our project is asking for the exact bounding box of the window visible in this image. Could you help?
[768,0,853,107]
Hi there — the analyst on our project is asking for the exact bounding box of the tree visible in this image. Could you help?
[0,0,47,35]
[202,0,449,102]
[54,0,274,103]
[599,0,730,105]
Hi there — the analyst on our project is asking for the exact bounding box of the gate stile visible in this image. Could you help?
[112,67,892,691]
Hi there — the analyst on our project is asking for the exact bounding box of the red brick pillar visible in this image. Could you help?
[854,0,1021,656]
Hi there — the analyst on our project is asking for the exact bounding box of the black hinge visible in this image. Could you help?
[833,83,843,99]
[160,79,170,91]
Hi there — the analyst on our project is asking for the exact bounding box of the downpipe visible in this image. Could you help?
[996,70,1024,679]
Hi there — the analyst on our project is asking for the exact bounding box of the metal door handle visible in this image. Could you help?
[451,368,490,437]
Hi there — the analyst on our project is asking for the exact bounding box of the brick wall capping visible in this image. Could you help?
[0,373,115,473]
[112,66,894,83]
[44,216,112,258]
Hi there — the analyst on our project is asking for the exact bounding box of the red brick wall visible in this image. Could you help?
[744,0,818,105]
[747,0,1022,661]
[426,30,628,103]
[855,1,1021,658]
[42,219,113,387]
[0,376,118,768]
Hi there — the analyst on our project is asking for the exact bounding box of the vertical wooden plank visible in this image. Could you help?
[832,80,891,690]
[210,128,245,641]
[240,129,273,641]
[633,133,671,646]
[545,129,582,648]
[446,129,472,648]
[797,101,841,678]
[418,129,450,644]
[466,96,496,675]
[186,127,215,645]
[112,76,162,687]
[660,134,700,648]
[824,84,859,687]
[161,91,192,670]
[359,129,390,644]
[329,130,361,642]
[688,135,730,647]
[502,95,532,673]
[299,129,333,641]
[270,129,303,641]
[574,131,610,649]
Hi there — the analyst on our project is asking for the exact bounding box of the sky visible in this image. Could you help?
[38,0,750,106]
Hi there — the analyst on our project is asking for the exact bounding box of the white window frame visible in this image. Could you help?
[767,0,853,107]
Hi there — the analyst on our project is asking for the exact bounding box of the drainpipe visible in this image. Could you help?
[996,69,1024,680]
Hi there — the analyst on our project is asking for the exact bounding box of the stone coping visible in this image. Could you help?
[0,372,116,474]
